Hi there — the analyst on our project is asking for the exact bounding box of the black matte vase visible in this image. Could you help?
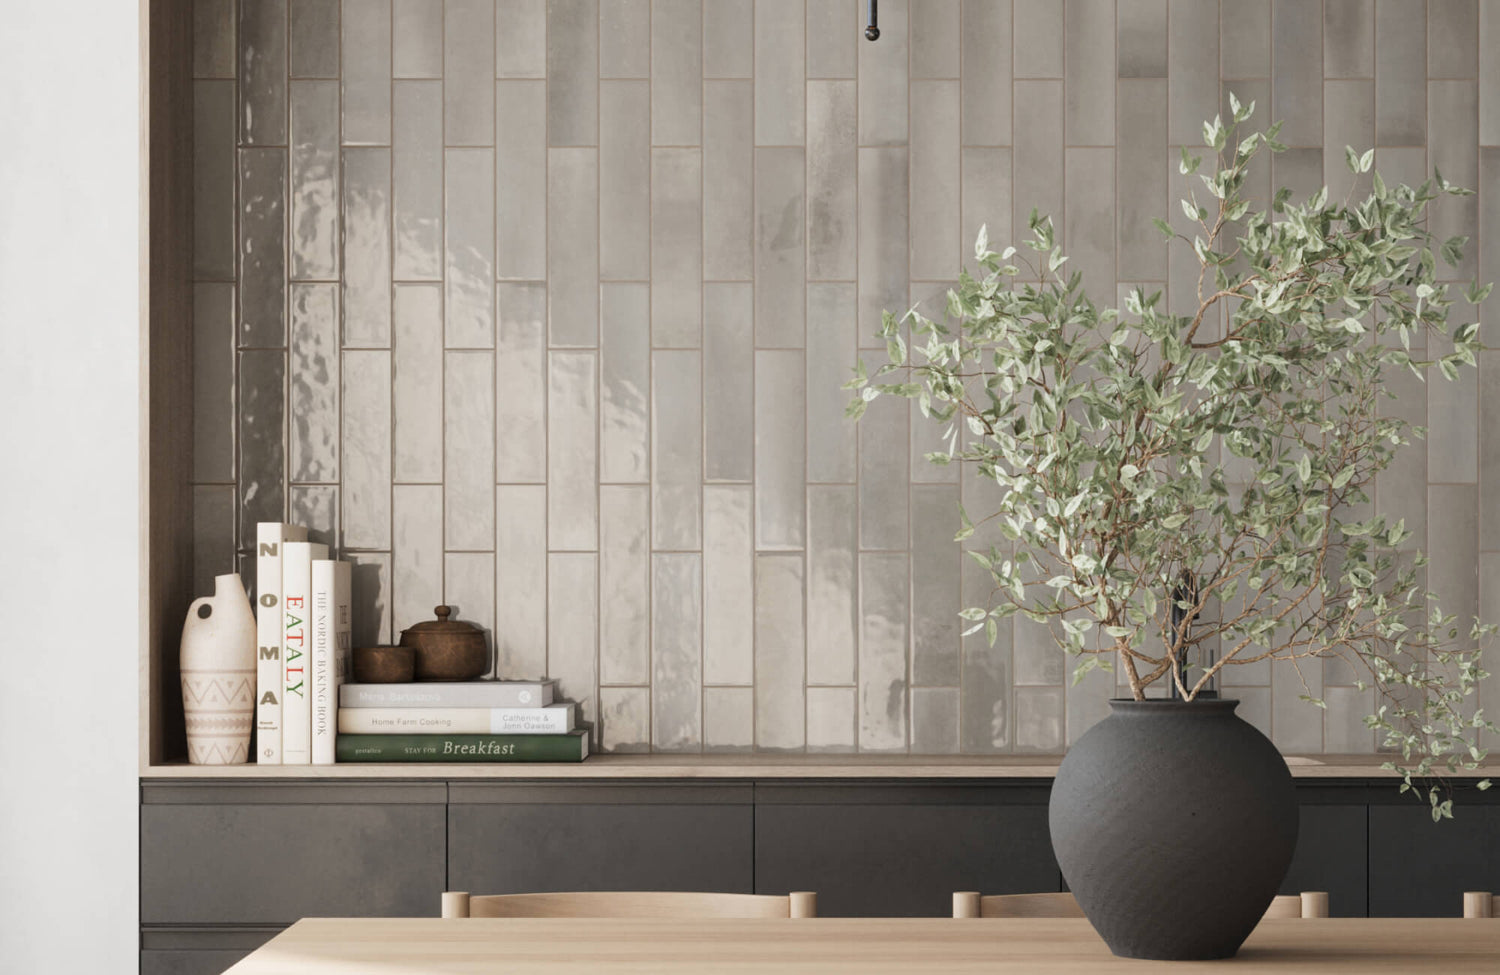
[1048,699,1297,960]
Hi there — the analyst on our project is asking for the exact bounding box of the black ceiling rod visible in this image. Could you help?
[865,0,880,40]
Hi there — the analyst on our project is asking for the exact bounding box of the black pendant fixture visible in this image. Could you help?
[865,0,879,40]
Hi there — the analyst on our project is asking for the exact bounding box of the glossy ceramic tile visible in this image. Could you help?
[909,81,960,281]
[1376,0,1426,145]
[1065,0,1115,145]
[704,485,755,686]
[652,553,703,750]
[600,283,651,484]
[860,552,910,752]
[291,0,341,78]
[806,686,857,752]
[445,551,497,673]
[911,0,959,80]
[1429,0,1478,79]
[194,82,237,281]
[1012,81,1064,249]
[961,0,1011,145]
[342,148,392,347]
[193,283,236,483]
[1483,352,1500,551]
[288,284,340,483]
[961,556,1012,752]
[444,149,496,347]
[807,485,858,686]
[495,283,549,484]
[1429,332,1480,485]
[289,483,340,549]
[805,283,857,483]
[755,350,807,549]
[1220,0,1269,78]
[601,485,651,685]
[601,0,651,78]
[1117,0,1166,78]
[1064,149,1116,293]
[755,554,807,750]
[393,81,444,281]
[240,0,287,145]
[651,350,703,550]
[807,0,857,79]
[911,686,960,755]
[1272,0,1322,146]
[1116,81,1167,282]
[342,350,393,549]
[392,284,444,483]
[1013,686,1064,752]
[444,0,495,146]
[496,0,547,78]
[858,0,907,146]
[1428,81,1480,282]
[290,81,340,281]
[194,0,236,79]
[704,687,756,752]
[1324,80,1375,200]
[703,283,754,483]
[1483,6,1500,145]
[495,485,548,679]
[704,0,753,79]
[858,391,909,550]
[600,81,651,281]
[547,148,599,346]
[393,0,443,78]
[651,0,701,146]
[756,0,806,145]
[806,81,857,282]
[342,0,393,146]
[238,148,288,348]
[548,0,599,145]
[549,553,600,735]
[393,484,443,633]
[495,81,548,281]
[704,81,755,282]
[443,351,495,550]
[753,148,807,348]
[546,351,599,550]
[1324,0,1374,79]
[857,146,908,346]
[599,686,651,753]
[960,147,1011,275]
[237,350,286,544]
[349,552,394,646]
[911,485,960,686]
[1167,0,1217,145]
[651,148,704,347]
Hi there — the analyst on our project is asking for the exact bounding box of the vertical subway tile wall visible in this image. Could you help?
[191,0,1498,755]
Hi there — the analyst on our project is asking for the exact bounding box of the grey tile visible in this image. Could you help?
[392,284,445,482]
[444,552,497,674]
[240,0,287,145]
[1168,0,1219,146]
[652,553,703,750]
[1118,0,1167,78]
[548,0,600,145]
[192,283,236,482]
[1066,659,1113,745]
[193,485,237,598]
[858,391,910,550]
[342,0,393,145]
[443,351,495,549]
[911,0,959,79]
[341,350,392,549]
[961,550,1012,752]
[291,0,340,77]
[1064,147,1116,293]
[237,350,285,542]
[651,0,702,145]
[1220,0,1270,78]
[704,485,755,685]
[859,0,908,146]
[1272,147,1324,208]
[1429,333,1480,484]
[756,0,806,144]
[651,148,704,346]
[548,148,600,345]
[1012,81,1064,254]
[652,350,703,550]
[288,284,341,483]
[806,283,858,483]
[755,350,807,549]
[860,552,910,752]
[962,0,1010,145]
[1270,650,1324,753]
[704,283,755,482]
[808,485,859,685]
[238,148,287,348]
[1232,686,1273,741]
[601,485,652,685]
[1483,3,1500,144]
[910,81,961,281]
[290,81,340,282]
[349,552,394,646]
[600,282,652,484]
[393,81,444,281]
[601,0,651,78]
[600,81,652,281]
[393,484,444,633]
[705,0,753,78]
[857,146,909,346]
[1013,686,1063,752]
[705,687,756,752]
[342,148,393,347]
[194,81,237,281]
[907,282,959,485]
[1117,81,1167,282]
[704,80,755,281]
[1013,0,1062,78]
[911,485,961,686]
[754,148,807,347]
[1484,150,1500,346]
[961,147,1011,274]
[547,351,600,549]
[1376,0,1426,146]
[444,148,495,346]
[807,686,858,751]
[1272,0,1322,147]
[495,282,549,484]
[1014,615,1064,686]
[911,687,960,754]
[1480,354,1500,550]
[755,553,807,750]
[1324,80,1376,200]
[446,0,496,145]
[1482,553,1500,746]
[497,0,548,78]
[1430,0,1479,79]
[808,0,858,79]
[1374,352,1426,552]
[1324,685,1376,752]
[496,485,548,679]
[394,0,444,78]
[496,81,548,281]
[549,553,600,736]
[600,686,651,752]
[194,0,236,78]
[1325,0,1374,79]
[289,483,340,549]
[1065,0,1114,145]
[1429,81,1480,281]
[807,80,858,281]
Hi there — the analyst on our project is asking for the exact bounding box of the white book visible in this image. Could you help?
[281,540,328,765]
[340,681,556,709]
[254,523,306,765]
[310,559,351,766]
[337,704,576,735]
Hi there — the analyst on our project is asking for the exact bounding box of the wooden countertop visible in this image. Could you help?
[225,917,1500,973]
[141,752,1498,779]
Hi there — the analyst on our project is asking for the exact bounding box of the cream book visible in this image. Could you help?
[310,559,351,766]
[254,522,306,765]
[280,540,328,765]
[338,704,576,735]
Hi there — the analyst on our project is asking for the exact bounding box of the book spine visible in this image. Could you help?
[254,523,306,764]
[337,706,574,735]
[309,560,340,765]
[338,682,555,709]
[336,732,588,763]
[281,541,328,765]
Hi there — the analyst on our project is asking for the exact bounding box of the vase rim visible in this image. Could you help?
[1107,697,1240,714]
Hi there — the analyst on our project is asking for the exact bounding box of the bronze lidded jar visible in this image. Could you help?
[400,605,490,681]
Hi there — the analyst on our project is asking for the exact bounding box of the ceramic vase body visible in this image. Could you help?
[1048,699,1298,960]
[180,573,258,765]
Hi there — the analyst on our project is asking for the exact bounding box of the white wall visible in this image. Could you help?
[0,1,140,969]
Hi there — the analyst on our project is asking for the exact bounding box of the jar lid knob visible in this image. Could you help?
[434,605,451,621]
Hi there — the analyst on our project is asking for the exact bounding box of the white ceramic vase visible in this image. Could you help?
[180,573,258,765]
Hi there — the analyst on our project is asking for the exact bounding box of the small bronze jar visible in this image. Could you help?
[399,605,490,681]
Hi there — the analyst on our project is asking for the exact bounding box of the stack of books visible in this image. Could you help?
[334,680,588,762]
[254,522,352,766]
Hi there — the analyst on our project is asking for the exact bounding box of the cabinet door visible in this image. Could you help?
[448,784,755,895]
[141,783,446,924]
[1368,796,1500,917]
[754,783,1059,917]
[1280,799,1368,916]
[139,926,280,975]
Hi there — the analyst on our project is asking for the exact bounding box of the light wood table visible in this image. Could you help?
[226,917,1500,973]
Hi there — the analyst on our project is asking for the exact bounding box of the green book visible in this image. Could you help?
[336,730,589,763]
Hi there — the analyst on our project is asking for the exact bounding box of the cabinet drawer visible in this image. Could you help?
[139,926,280,975]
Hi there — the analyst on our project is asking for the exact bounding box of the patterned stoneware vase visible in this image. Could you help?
[180,573,257,765]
